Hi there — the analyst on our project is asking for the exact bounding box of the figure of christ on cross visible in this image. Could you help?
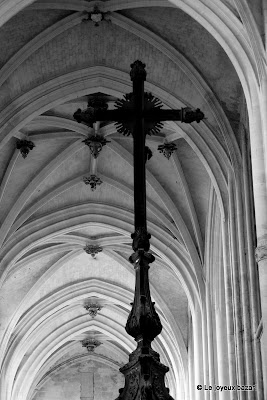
[74,60,204,400]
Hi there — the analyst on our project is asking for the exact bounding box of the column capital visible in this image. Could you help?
[255,240,267,262]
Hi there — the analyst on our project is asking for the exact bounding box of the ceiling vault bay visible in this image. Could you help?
[0,1,257,400]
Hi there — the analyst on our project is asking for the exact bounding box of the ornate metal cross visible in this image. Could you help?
[74,60,204,400]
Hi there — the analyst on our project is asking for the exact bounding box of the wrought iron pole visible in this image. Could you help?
[131,61,147,235]
[115,61,174,400]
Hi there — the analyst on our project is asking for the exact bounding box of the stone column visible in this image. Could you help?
[255,243,267,390]
[241,131,263,400]
[192,304,204,400]
[221,219,237,400]
[228,178,246,397]
[201,307,209,400]
[206,288,216,400]
[188,315,195,400]
[250,81,267,396]
[215,230,229,400]
[215,307,229,400]
[79,361,95,400]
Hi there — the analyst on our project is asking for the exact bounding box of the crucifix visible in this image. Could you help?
[74,60,204,400]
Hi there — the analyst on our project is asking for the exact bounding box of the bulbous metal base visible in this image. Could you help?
[116,343,174,400]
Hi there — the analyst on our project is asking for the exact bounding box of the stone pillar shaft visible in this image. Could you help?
[221,220,237,400]
[205,287,216,400]
[215,307,229,400]
[188,315,194,400]
[228,177,246,398]
[255,244,267,391]
[235,174,255,395]
[249,81,267,396]
[241,132,263,399]
[192,306,204,400]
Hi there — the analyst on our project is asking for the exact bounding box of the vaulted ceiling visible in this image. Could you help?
[0,1,261,400]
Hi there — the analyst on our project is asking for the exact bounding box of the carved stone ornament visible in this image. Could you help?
[114,92,164,137]
[16,139,35,158]
[83,174,102,191]
[84,302,102,318]
[83,134,110,158]
[157,142,177,160]
[255,243,267,262]
[81,338,102,352]
[82,6,106,26]
[84,244,103,258]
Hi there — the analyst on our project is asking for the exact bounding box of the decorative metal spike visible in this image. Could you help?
[83,174,102,191]
[114,92,164,136]
[145,147,153,161]
[16,139,35,158]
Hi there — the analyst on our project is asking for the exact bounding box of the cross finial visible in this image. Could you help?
[130,60,147,81]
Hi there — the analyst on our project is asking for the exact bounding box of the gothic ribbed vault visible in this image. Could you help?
[0,1,265,400]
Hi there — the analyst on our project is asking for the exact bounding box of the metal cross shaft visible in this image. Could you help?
[74,107,204,125]
[131,60,147,238]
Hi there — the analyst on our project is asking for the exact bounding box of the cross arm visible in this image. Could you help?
[144,107,204,123]
[73,108,133,126]
[73,106,204,126]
